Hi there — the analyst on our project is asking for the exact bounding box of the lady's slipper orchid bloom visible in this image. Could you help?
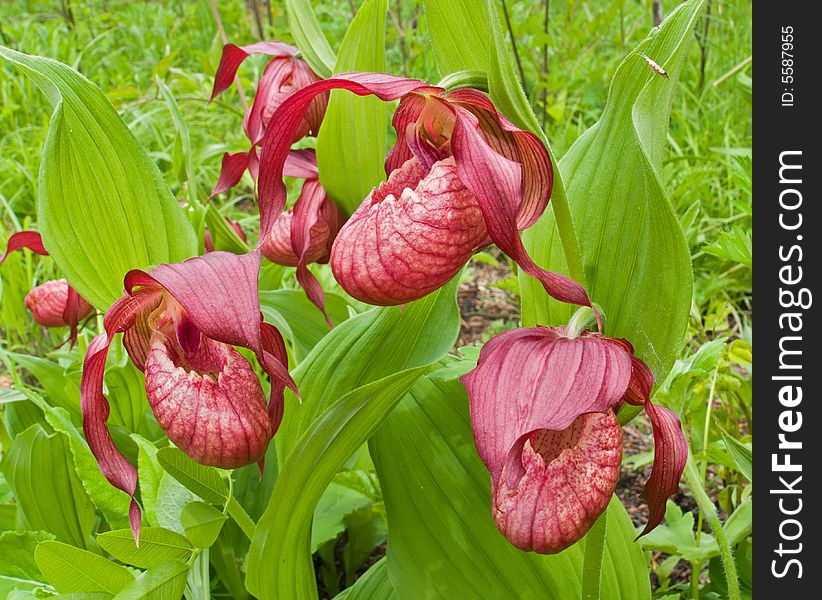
[2,231,93,343]
[256,73,593,314]
[209,41,328,199]
[461,326,687,554]
[81,250,296,540]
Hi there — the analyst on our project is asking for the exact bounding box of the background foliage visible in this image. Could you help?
[1,1,751,599]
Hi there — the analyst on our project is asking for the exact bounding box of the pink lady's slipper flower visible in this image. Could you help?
[209,41,328,198]
[1,231,93,342]
[461,326,687,554]
[81,251,296,539]
[256,73,593,315]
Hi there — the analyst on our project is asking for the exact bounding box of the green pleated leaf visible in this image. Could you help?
[247,281,460,600]
[34,540,135,595]
[110,561,188,600]
[22,388,131,531]
[0,46,197,309]
[275,278,460,462]
[5,353,81,424]
[96,527,193,569]
[520,1,702,380]
[334,558,396,600]
[284,0,336,79]
[422,0,489,75]
[0,530,53,583]
[155,447,229,505]
[2,425,95,549]
[260,289,349,363]
[369,374,651,599]
[180,502,228,549]
[316,0,389,215]
[247,368,429,600]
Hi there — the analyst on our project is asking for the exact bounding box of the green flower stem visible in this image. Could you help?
[227,497,256,540]
[580,509,607,600]
[683,455,740,600]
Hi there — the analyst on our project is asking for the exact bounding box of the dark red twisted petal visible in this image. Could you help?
[81,289,164,543]
[210,151,250,198]
[450,107,594,312]
[638,401,688,537]
[210,41,298,101]
[1,230,49,266]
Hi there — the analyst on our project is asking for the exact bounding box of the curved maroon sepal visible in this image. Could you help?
[637,401,688,537]
[1,230,49,266]
[210,151,250,198]
[210,41,298,101]
[81,332,141,542]
[450,109,594,313]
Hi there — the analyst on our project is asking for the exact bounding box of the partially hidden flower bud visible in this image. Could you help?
[144,332,272,467]
[461,326,688,554]
[25,279,93,327]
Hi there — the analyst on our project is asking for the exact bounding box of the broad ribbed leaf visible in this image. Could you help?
[247,369,428,600]
[275,278,460,461]
[520,2,702,380]
[369,374,651,599]
[0,47,197,309]
[316,0,388,214]
[34,540,135,595]
[97,527,193,569]
[0,530,53,584]
[247,281,460,599]
[2,425,95,548]
[284,0,336,78]
[422,0,489,75]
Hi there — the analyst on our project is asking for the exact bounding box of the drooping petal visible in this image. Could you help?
[210,41,298,101]
[81,332,143,541]
[637,400,688,537]
[330,157,486,306]
[461,327,633,483]
[144,333,273,468]
[493,411,623,553]
[0,230,49,266]
[450,107,595,313]
[210,151,250,198]
[292,179,343,324]
[245,57,294,143]
[444,88,552,230]
[256,73,438,239]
